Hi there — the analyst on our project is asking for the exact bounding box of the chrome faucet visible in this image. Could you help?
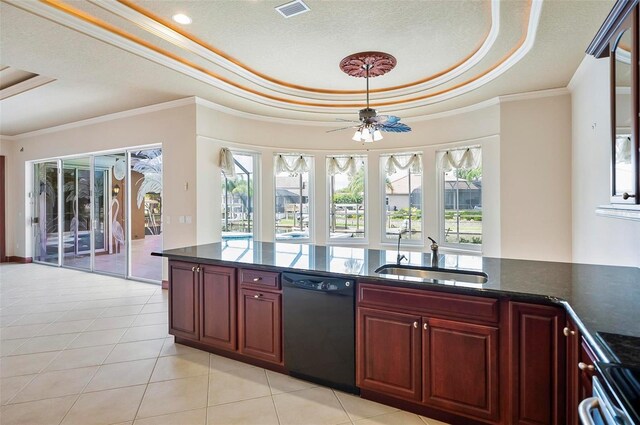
[396,231,408,265]
[428,237,439,268]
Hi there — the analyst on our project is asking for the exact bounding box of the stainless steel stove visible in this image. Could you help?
[579,363,640,425]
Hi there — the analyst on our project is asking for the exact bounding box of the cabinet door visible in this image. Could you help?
[238,288,282,364]
[200,265,236,351]
[357,307,421,401]
[510,302,566,425]
[565,321,580,425]
[422,317,499,421]
[578,338,598,401]
[168,260,199,340]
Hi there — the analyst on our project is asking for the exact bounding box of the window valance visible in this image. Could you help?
[384,154,422,175]
[437,147,481,171]
[275,154,310,174]
[219,148,236,178]
[327,156,358,176]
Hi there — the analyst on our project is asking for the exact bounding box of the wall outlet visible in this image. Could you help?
[178,215,185,224]
[185,216,192,224]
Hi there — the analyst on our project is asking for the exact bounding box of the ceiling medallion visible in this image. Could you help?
[330,52,410,143]
[339,51,397,78]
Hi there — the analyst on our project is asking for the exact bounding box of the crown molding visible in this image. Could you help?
[407,98,501,122]
[194,97,332,126]
[0,76,56,101]
[196,133,500,154]
[195,95,502,126]
[498,87,570,103]
[196,88,571,126]
[13,97,195,139]
[10,85,572,140]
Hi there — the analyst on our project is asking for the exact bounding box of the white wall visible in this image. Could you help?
[3,102,198,275]
[569,56,640,267]
[1,137,14,259]
[499,94,574,262]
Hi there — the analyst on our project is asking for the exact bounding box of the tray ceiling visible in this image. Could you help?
[0,0,614,136]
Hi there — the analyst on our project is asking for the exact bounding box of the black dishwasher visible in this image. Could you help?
[282,272,358,394]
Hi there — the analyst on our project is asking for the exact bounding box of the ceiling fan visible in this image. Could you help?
[329,51,411,143]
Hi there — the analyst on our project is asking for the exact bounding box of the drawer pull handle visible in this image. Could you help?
[423,323,428,330]
[253,277,262,282]
[191,266,196,272]
[196,267,200,273]
[254,294,263,299]
[578,362,595,372]
[413,321,418,328]
[563,327,575,337]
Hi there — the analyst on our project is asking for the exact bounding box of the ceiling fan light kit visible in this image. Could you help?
[335,51,412,143]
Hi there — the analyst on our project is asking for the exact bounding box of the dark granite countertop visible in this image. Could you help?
[155,240,640,363]
[597,333,640,369]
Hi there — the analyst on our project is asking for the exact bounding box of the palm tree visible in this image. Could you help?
[346,168,392,194]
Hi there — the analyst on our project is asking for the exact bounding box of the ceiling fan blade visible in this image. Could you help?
[326,126,358,133]
[335,118,360,123]
[372,115,401,125]
[380,122,412,133]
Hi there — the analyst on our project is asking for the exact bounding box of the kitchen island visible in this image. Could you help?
[154,240,640,425]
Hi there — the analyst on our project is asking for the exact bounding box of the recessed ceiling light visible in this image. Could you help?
[172,14,192,25]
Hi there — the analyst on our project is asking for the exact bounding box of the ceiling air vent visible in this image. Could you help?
[275,0,310,18]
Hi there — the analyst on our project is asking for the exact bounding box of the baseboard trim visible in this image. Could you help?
[162,280,168,289]
[5,256,33,263]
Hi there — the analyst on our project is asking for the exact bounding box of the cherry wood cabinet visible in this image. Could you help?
[509,302,566,425]
[199,265,236,350]
[577,338,598,400]
[168,260,199,340]
[238,288,282,364]
[423,317,499,422]
[168,263,588,425]
[357,283,500,424]
[565,320,581,425]
[168,261,283,366]
[565,319,600,425]
[587,0,640,205]
[357,307,422,401]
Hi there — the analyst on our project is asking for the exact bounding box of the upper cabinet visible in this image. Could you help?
[587,0,639,206]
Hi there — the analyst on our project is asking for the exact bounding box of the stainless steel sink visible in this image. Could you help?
[375,264,488,284]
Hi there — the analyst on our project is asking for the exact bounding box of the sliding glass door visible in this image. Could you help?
[31,147,163,283]
[94,153,127,276]
[61,157,92,270]
[33,161,60,264]
[130,149,162,282]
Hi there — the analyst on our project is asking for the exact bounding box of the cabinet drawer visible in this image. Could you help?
[239,288,282,364]
[358,283,498,324]
[239,268,280,290]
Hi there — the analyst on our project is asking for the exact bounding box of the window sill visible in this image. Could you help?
[439,245,483,255]
[275,238,313,244]
[379,242,425,250]
[595,204,640,222]
[326,239,369,246]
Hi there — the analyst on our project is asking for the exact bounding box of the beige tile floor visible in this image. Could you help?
[0,264,449,425]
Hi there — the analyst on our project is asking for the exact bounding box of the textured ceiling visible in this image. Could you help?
[0,0,615,136]
[125,0,492,89]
